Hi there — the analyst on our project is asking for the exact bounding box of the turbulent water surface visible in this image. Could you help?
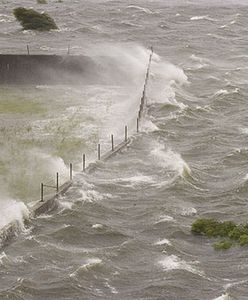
[1,0,248,299]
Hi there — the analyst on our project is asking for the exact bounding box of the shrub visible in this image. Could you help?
[13,7,58,31]
[239,234,248,246]
[213,240,233,250]
[191,218,248,250]
[228,225,248,240]
[191,218,220,236]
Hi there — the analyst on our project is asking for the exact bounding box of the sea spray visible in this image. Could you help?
[0,196,29,230]
[150,142,191,178]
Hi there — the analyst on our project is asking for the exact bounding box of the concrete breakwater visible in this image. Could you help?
[0,138,131,247]
[0,47,153,248]
[0,54,95,84]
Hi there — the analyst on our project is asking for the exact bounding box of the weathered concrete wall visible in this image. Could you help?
[0,54,95,84]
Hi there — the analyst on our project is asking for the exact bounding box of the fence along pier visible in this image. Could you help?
[0,47,154,246]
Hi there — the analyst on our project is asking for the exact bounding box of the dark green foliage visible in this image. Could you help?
[13,7,58,31]
[213,240,233,250]
[239,234,248,246]
[191,218,248,250]
[191,218,236,237]
[37,0,47,4]
[191,218,219,236]
[228,225,247,240]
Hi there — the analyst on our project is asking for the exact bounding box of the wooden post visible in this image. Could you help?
[111,134,114,151]
[70,163,72,180]
[83,154,86,172]
[67,44,70,55]
[125,125,128,142]
[98,144,101,160]
[27,45,30,55]
[56,172,59,192]
[137,118,139,133]
[41,183,44,202]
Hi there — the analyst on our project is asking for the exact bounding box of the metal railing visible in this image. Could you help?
[37,46,153,203]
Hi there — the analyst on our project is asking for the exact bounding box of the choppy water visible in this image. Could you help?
[1,0,248,299]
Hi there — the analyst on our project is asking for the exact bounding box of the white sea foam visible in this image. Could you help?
[190,15,216,21]
[189,54,210,70]
[140,118,159,132]
[105,280,118,294]
[150,143,191,177]
[79,189,111,203]
[92,224,103,229]
[83,258,102,269]
[147,52,188,108]
[70,258,103,277]
[156,215,174,223]
[155,238,172,246]
[58,200,73,210]
[114,174,155,187]
[214,89,229,96]
[214,88,239,97]
[191,15,208,20]
[0,252,10,265]
[159,254,203,276]
[0,252,26,265]
[0,197,30,231]
[126,5,153,14]
[0,14,14,23]
[213,293,233,300]
[240,128,248,135]
[180,207,197,216]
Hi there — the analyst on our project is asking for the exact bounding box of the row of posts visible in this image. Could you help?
[40,46,153,202]
[41,163,72,202]
[138,46,153,120]
[40,124,137,202]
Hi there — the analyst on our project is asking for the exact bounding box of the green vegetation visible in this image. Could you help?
[191,218,248,250]
[0,98,45,114]
[37,0,47,4]
[213,240,233,250]
[13,7,58,31]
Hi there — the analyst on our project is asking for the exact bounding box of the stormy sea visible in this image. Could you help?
[0,0,248,299]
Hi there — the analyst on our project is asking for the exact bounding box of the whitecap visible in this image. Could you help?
[156,215,174,224]
[150,144,191,177]
[58,200,73,210]
[126,5,153,14]
[0,198,30,230]
[154,238,172,246]
[92,224,103,229]
[79,189,105,203]
[214,89,229,96]
[140,118,159,132]
[70,258,102,277]
[110,174,155,187]
[213,293,233,300]
[180,207,197,216]
[158,254,203,276]
[0,252,10,265]
[240,128,248,135]
[190,15,216,21]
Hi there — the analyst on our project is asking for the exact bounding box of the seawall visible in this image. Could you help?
[0,54,95,84]
[0,138,131,247]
